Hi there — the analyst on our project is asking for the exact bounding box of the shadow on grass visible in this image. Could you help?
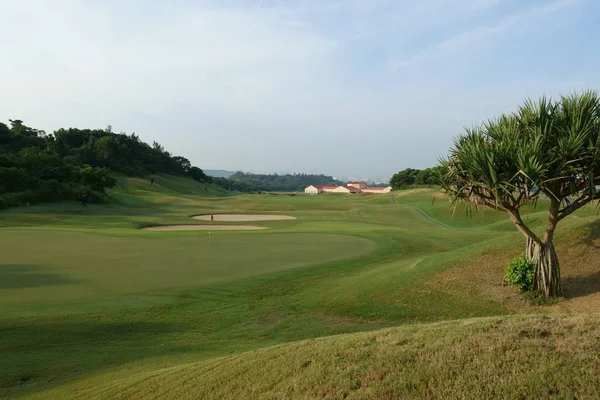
[562,272,600,299]
[558,220,600,299]
[582,219,600,248]
[0,319,189,397]
[0,265,76,290]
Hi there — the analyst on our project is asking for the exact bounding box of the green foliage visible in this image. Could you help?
[390,168,420,188]
[504,254,534,292]
[214,172,343,192]
[439,91,600,212]
[0,120,211,207]
[390,166,442,189]
[439,91,600,297]
[77,165,117,193]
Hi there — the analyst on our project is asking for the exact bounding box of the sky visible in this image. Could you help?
[1,0,599,179]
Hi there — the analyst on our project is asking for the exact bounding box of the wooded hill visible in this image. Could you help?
[219,171,344,192]
[0,120,211,208]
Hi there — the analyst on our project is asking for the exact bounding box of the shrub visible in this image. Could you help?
[72,186,106,205]
[504,254,534,292]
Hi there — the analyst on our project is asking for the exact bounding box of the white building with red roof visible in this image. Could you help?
[347,182,367,189]
[304,182,391,194]
[332,185,361,193]
[304,185,339,194]
[362,186,392,193]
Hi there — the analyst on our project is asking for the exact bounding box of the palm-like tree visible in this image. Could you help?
[439,91,600,297]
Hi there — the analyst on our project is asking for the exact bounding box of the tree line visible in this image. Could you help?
[213,172,344,192]
[389,166,443,189]
[0,120,211,208]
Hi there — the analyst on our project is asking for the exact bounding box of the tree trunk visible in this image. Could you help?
[526,237,561,297]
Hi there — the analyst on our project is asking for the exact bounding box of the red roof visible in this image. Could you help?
[342,186,360,191]
[313,185,338,189]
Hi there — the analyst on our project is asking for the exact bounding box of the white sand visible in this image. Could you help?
[193,214,297,222]
[142,225,268,231]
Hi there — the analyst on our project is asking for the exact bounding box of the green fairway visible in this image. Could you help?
[1,179,598,398]
[1,230,375,313]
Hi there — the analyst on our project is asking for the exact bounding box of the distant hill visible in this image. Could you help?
[224,172,344,192]
[205,169,236,178]
[0,119,213,208]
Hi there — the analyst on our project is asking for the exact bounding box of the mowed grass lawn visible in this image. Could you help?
[1,180,598,398]
[1,231,375,311]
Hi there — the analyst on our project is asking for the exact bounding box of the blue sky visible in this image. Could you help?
[1,0,599,179]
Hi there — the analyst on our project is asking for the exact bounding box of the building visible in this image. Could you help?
[362,186,392,193]
[332,185,361,193]
[304,185,322,194]
[319,185,339,193]
[304,185,339,194]
[304,183,391,194]
[347,182,367,190]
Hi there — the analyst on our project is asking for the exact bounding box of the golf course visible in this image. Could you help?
[2,174,599,399]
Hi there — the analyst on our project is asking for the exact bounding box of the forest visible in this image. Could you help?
[389,166,442,189]
[213,171,344,192]
[0,120,211,208]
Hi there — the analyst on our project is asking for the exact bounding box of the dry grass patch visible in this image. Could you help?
[430,238,600,314]
[63,314,600,400]
[393,188,442,197]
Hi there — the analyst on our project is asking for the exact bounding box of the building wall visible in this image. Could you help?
[331,186,350,193]
[304,186,323,194]
[348,182,367,189]
[306,184,387,194]
[332,186,360,193]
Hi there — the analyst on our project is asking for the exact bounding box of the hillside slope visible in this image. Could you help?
[29,314,600,399]
[3,188,600,399]
[112,174,230,198]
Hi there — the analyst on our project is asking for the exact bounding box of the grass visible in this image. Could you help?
[1,179,599,398]
[56,313,599,400]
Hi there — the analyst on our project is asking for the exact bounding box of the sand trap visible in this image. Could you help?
[193,214,297,222]
[142,225,267,231]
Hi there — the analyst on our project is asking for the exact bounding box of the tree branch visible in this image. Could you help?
[507,209,543,245]
[558,191,600,221]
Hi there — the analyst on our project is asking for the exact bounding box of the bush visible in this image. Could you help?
[72,185,106,205]
[504,254,534,292]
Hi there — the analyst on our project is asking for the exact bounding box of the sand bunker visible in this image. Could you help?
[193,214,297,222]
[142,225,267,231]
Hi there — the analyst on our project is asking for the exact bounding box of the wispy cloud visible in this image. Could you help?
[0,0,596,176]
[389,0,579,70]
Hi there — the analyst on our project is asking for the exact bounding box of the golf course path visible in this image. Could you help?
[391,194,453,229]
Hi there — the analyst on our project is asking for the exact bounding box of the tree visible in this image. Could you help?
[438,91,600,298]
[390,168,420,189]
[77,165,117,193]
[414,166,443,185]
[1,119,213,207]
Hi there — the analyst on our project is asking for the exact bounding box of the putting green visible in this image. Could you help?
[0,230,376,305]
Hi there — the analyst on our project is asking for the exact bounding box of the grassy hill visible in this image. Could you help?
[1,183,599,398]
[47,314,599,400]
